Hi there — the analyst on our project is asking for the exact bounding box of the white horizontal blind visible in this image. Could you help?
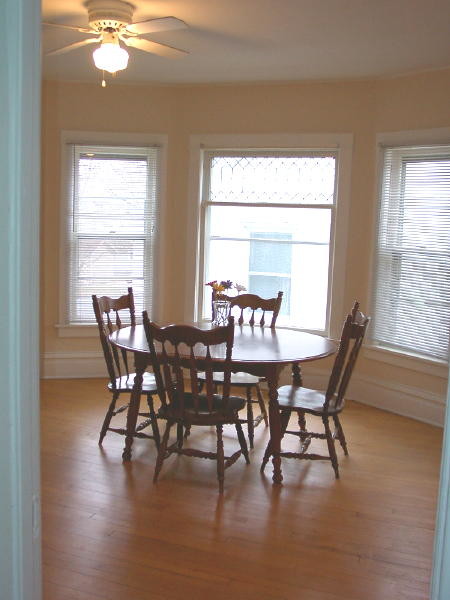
[66,144,159,324]
[371,145,450,361]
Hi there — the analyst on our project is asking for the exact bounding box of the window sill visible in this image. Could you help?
[364,345,448,379]
[55,324,99,338]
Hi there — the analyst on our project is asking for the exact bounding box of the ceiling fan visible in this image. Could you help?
[44,0,188,82]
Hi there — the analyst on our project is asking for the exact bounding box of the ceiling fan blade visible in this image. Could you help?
[123,36,187,58]
[46,38,100,57]
[42,21,93,34]
[127,16,187,35]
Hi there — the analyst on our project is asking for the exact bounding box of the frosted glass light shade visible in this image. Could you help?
[93,43,129,73]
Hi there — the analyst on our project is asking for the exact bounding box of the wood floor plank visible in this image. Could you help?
[41,378,442,599]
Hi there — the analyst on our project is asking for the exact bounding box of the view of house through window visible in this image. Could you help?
[65,144,159,324]
[371,144,450,361]
[249,232,292,315]
[201,151,337,330]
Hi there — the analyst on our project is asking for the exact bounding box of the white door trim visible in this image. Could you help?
[0,0,42,598]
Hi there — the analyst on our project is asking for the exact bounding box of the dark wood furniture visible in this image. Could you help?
[142,313,249,493]
[212,291,283,328]
[261,303,369,478]
[109,321,336,484]
[207,291,283,448]
[92,288,160,448]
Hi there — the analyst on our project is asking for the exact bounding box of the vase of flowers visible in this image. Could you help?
[206,280,246,325]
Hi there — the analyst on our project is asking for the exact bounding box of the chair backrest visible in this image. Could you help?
[143,312,235,417]
[324,302,370,411]
[212,291,283,328]
[92,287,136,388]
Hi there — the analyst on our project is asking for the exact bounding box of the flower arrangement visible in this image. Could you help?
[206,279,246,299]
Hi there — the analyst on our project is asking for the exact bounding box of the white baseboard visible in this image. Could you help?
[348,373,446,428]
[42,351,106,379]
[42,353,447,427]
[277,366,446,427]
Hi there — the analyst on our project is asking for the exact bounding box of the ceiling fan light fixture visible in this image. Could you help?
[93,37,129,73]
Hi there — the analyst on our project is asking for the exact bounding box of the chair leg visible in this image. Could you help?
[99,391,120,445]
[297,410,306,433]
[176,423,184,449]
[153,420,173,483]
[235,420,250,464]
[255,383,269,427]
[216,424,225,494]
[280,408,291,435]
[246,387,255,448]
[333,415,348,455]
[146,394,161,450]
[323,416,339,478]
[260,439,272,473]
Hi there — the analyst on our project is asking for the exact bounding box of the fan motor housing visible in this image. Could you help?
[86,0,135,31]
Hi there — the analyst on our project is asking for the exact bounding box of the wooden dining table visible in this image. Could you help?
[109,323,336,484]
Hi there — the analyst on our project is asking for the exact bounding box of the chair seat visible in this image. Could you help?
[198,371,261,386]
[277,385,343,415]
[108,371,158,393]
[159,393,246,420]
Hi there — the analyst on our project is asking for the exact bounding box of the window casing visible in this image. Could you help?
[199,150,339,332]
[64,144,160,325]
[370,144,450,362]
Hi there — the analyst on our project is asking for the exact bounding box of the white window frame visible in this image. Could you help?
[185,133,353,339]
[57,131,167,337]
[366,127,450,378]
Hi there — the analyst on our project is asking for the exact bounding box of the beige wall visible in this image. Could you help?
[40,69,450,407]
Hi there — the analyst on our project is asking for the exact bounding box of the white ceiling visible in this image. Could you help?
[42,0,450,85]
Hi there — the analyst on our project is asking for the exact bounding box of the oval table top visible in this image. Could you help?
[109,323,336,367]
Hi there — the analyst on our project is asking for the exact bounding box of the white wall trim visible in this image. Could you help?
[0,0,42,598]
[58,131,168,326]
[185,132,353,338]
[432,375,450,599]
[42,351,106,379]
[278,365,446,427]
[367,127,450,357]
[364,345,448,379]
[377,127,450,148]
[349,372,445,427]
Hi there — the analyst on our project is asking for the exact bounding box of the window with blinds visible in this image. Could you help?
[371,145,450,361]
[65,144,160,324]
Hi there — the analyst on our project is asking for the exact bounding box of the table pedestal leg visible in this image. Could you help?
[266,364,283,485]
[122,353,147,461]
[292,361,303,387]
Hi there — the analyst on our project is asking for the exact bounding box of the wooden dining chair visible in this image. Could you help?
[203,290,283,448]
[261,302,370,479]
[143,313,250,493]
[92,288,160,448]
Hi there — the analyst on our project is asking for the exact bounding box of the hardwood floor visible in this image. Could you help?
[41,378,443,600]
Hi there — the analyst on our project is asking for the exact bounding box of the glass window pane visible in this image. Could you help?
[76,156,147,235]
[209,155,336,204]
[204,238,329,330]
[209,206,331,245]
[249,233,292,275]
[249,275,291,315]
[70,238,145,323]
